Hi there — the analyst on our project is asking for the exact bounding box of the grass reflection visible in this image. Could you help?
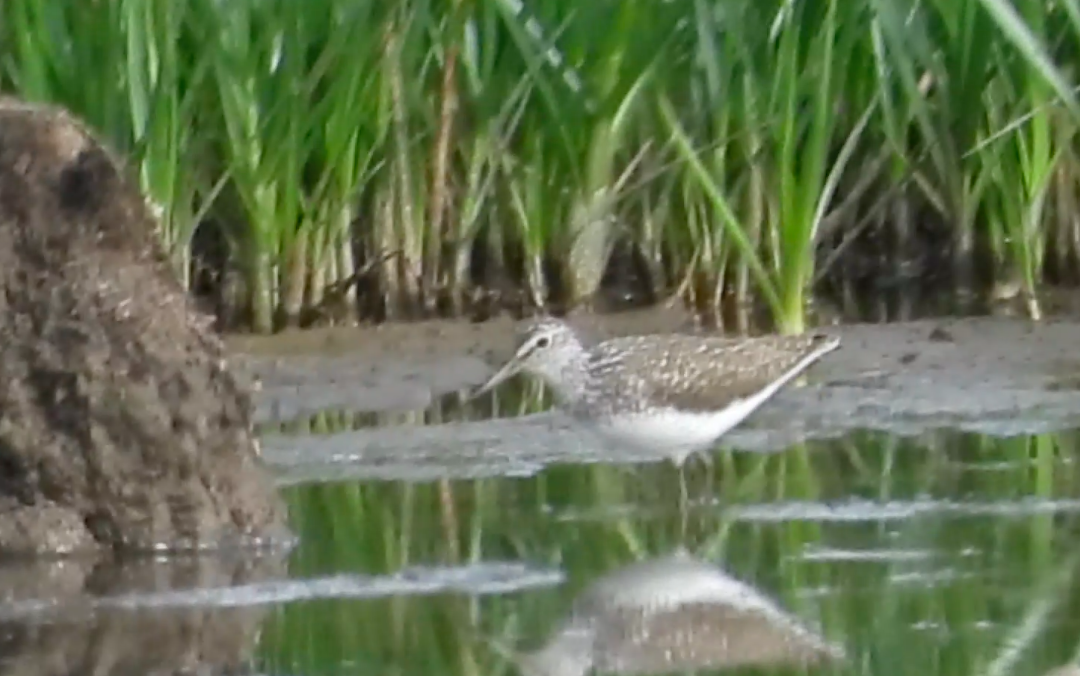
[257,424,1080,675]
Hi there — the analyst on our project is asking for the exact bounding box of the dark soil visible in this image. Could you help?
[0,98,287,554]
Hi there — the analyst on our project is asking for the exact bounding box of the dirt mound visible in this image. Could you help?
[0,98,286,554]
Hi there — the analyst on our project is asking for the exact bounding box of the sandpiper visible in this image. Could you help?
[473,316,840,465]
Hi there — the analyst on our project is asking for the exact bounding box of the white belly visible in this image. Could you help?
[590,397,764,465]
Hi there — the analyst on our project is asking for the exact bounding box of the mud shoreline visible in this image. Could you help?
[229,308,1080,484]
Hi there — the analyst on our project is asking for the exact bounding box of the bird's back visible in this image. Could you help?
[584,332,838,415]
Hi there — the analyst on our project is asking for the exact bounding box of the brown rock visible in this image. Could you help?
[0,97,287,554]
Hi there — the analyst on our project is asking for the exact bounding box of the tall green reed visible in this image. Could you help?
[5,0,1080,332]
[3,0,210,284]
[661,0,875,333]
[121,1,211,286]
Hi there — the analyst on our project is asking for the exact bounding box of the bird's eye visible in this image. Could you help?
[536,336,551,348]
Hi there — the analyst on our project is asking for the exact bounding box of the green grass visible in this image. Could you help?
[3,0,1080,333]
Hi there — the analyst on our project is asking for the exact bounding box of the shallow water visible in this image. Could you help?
[6,314,1080,676]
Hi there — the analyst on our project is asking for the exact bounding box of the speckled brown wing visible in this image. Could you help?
[596,333,838,413]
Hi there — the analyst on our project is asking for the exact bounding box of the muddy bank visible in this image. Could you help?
[233,308,1080,483]
[229,306,703,421]
[0,99,285,553]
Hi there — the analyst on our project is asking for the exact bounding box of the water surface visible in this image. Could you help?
[6,314,1080,676]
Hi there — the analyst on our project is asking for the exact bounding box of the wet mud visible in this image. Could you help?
[230,306,1080,484]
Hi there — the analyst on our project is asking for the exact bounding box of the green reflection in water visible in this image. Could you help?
[256,425,1080,676]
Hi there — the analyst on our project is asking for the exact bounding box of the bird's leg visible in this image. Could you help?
[698,447,718,502]
[673,446,718,538]
[678,462,689,539]
[686,445,722,515]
